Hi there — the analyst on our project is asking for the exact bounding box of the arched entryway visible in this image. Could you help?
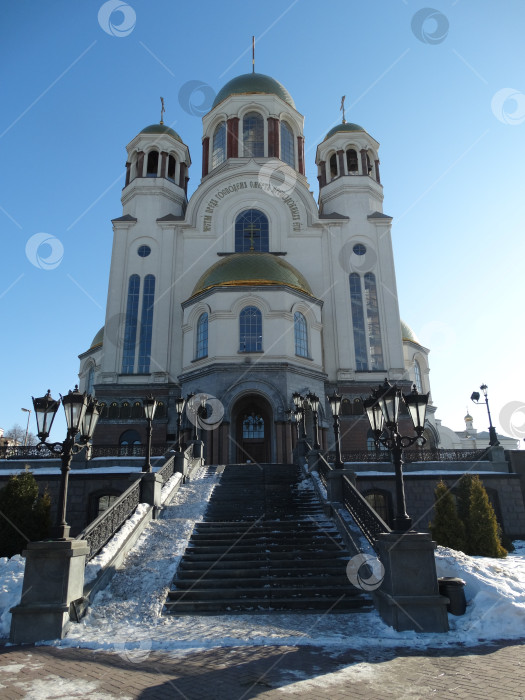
[232,394,273,464]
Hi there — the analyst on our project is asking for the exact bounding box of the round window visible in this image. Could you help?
[353,243,366,256]
[137,245,151,258]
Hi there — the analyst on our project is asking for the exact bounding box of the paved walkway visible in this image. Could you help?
[0,640,523,699]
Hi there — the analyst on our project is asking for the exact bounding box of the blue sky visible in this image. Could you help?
[1,0,524,444]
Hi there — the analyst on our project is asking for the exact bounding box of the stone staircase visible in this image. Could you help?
[164,463,372,614]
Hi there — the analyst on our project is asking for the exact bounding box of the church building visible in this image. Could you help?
[78,71,436,462]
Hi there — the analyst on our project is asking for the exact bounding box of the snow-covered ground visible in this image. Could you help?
[1,465,524,651]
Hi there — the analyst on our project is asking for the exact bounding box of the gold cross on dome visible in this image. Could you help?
[245,222,260,251]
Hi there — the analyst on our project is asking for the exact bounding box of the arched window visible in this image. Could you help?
[243,414,264,439]
[122,274,140,374]
[196,312,208,359]
[138,275,155,373]
[120,401,131,419]
[364,273,384,370]
[108,402,119,419]
[243,112,264,157]
[329,153,338,179]
[294,312,308,357]
[235,209,270,253]
[280,122,295,167]
[131,402,143,419]
[167,155,176,181]
[235,209,269,252]
[239,306,262,352]
[119,428,141,456]
[366,152,373,175]
[346,148,358,173]
[155,401,166,419]
[414,360,423,393]
[350,273,368,371]
[99,402,107,419]
[212,122,226,168]
[146,151,159,177]
[86,366,95,396]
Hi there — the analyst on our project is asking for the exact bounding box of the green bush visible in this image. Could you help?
[0,468,51,557]
[467,475,507,558]
[429,480,466,551]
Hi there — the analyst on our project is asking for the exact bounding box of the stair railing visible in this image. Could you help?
[341,475,391,552]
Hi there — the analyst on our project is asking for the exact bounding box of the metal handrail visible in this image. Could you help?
[341,476,391,551]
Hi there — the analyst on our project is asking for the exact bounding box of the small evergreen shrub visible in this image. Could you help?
[429,480,466,551]
[0,468,51,557]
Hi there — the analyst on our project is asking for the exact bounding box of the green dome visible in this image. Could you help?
[140,124,182,142]
[90,327,104,349]
[324,122,365,140]
[401,320,420,345]
[212,73,295,109]
[192,253,312,297]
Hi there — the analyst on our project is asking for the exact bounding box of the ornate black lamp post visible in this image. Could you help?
[292,392,307,438]
[294,407,303,440]
[363,380,429,532]
[32,387,101,539]
[327,390,343,469]
[471,384,500,447]
[142,395,157,472]
[307,392,321,449]
[175,396,186,451]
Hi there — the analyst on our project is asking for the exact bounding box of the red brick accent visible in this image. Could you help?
[160,151,168,178]
[297,136,305,175]
[318,160,326,188]
[227,118,239,158]
[136,151,144,178]
[202,137,209,177]
[337,149,345,177]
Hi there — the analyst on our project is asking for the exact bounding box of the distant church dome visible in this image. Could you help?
[90,327,104,349]
[140,123,182,142]
[212,73,296,109]
[191,253,313,297]
[401,320,421,345]
[324,122,366,140]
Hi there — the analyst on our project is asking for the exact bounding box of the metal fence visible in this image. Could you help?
[325,448,491,464]
[341,476,391,551]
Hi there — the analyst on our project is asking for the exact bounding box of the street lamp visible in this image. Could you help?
[327,390,343,469]
[307,392,321,449]
[292,392,307,438]
[32,387,101,539]
[471,384,500,447]
[293,407,303,440]
[21,408,31,446]
[142,395,157,472]
[175,396,186,451]
[363,380,429,532]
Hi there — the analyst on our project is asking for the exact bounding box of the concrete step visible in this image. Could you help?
[164,596,372,613]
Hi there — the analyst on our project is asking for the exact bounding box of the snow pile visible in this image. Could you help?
[435,540,525,640]
[0,555,25,638]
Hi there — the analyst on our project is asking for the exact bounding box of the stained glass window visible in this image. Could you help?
[294,312,308,357]
[243,112,264,157]
[235,209,269,252]
[240,306,262,352]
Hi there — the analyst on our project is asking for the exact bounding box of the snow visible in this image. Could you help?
[0,555,25,638]
[1,466,525,651]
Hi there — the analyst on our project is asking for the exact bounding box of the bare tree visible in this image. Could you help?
[4,423,38,446]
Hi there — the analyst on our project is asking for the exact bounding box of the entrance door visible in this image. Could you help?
[234,398,271,464]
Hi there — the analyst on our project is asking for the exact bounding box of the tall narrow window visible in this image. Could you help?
[212,122,226,168]
[196,312,208,359]
[167,155,176,181]
[138,274,155,373]
[346,148,358,173]
[235,209,269,252]
[280,122,295,167]
[329,153,338,179]
[86,366,95,395]
[122,274,140,374]
[350,273,368,371]
[243,112,264,157]
[146,151,159,177]
[364,272,384,370]
[240,306,262,352]
[294,312,308,357]
[414,360,422,393]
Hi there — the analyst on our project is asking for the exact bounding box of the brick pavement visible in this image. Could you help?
[0,641,523,699]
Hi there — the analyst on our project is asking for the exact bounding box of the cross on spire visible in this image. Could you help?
[245,221,260,251]
[160,96,165,125]
[340,95,346,124]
